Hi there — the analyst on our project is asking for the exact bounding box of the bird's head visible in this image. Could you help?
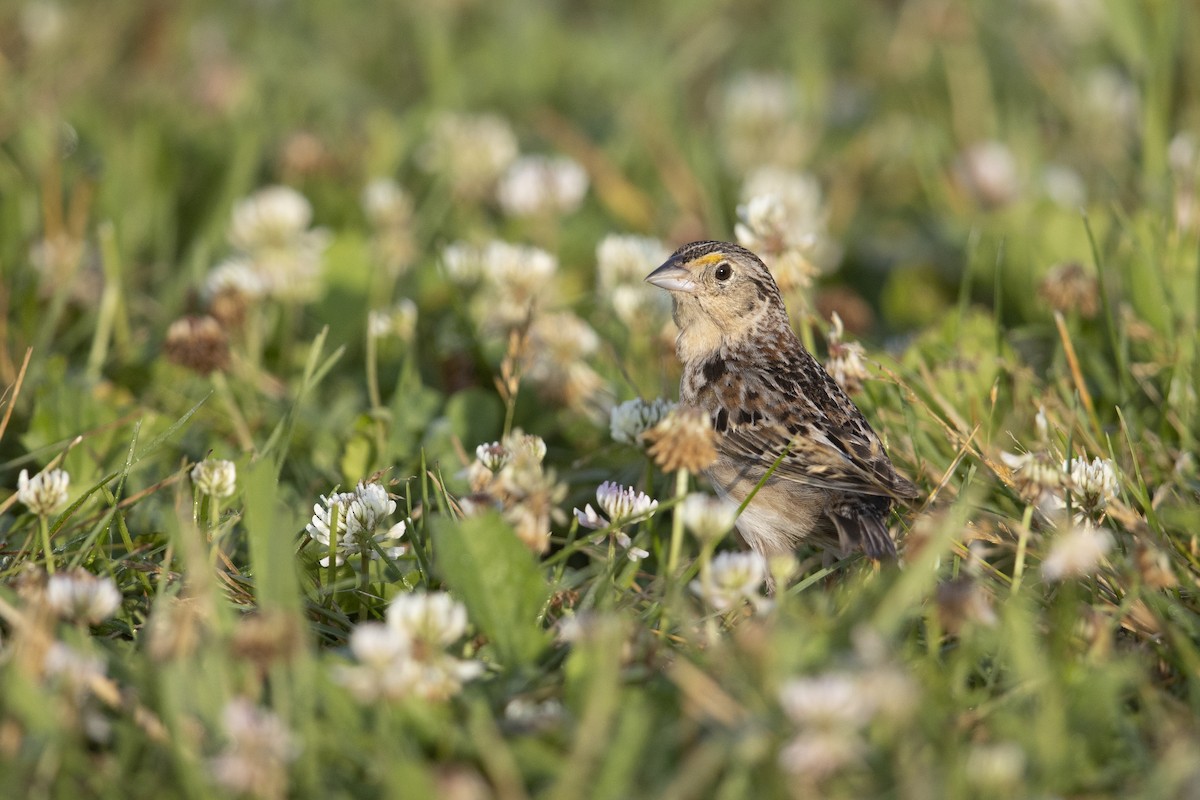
[645,241,790,361]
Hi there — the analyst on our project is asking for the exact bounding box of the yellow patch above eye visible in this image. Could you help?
[691,253,725,268]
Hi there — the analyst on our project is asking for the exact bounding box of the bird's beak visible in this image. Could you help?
[645,258,696,293]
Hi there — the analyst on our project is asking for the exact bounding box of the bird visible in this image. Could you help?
[645,240,919,562]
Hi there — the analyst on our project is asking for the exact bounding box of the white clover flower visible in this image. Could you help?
[1041,521,1113,581]
[1040,163,1087,209]
[336,623,421,702]
[387,591,469,648]
[209,699,299,799]
[610,397,677,445]
[953,141,1021,209]
[594,233,674,326]
[778,730,865,779]
[720,72,796,127]
[507,431,548,464]
[965,742,1027,791]
[739,167,827,233]
[824,312,870,394]
[716,72,811,173]
[204,257,267,300]
[573,483,656,559]
[17,468,70,517]
[348,621,411,669]
[45,569,122,624]
[734,169,841,291]
[305,482,407,567]
[443,239,562,330]
[1064,456,1118,513]
[496,155,589,217]
[780,673,875,729]
[367,299,417,341]
[441,241,488,285]
[229,185,314,251]
[337,592,483,703]
[361,178,413,229]
[222,185,329,303]
[690,551,768,612]
[43,641,106,696]
[344,482,395,533]
[1000,450,1065,514]
[470,241,559,330]
[482,241,558,286]
[596,234,671,291]
[678,493,739,543]
[1083,67,1140,134]
[595,481,658,525]
[524,312,607,413]
[475,442,512,473]
[418,112,519,200]
[468,428,565,556]
[409,654,486,701]
[191,459,237,499]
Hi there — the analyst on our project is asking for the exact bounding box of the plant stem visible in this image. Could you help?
[1011,503,1035,595]
[327,503,341,601]
[39,516,55,574]
[666,469,689,576]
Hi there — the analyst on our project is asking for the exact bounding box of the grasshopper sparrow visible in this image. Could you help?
[646,241,918,560]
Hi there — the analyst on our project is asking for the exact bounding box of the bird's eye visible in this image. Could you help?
[714,263,733,281]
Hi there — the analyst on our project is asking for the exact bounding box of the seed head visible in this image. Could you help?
[642,408,717,473]
[164,315,230,375]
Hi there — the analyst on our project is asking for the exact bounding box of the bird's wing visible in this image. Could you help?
[708,352,920,501]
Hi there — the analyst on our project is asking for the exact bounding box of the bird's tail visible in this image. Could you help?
[827,497,897,560]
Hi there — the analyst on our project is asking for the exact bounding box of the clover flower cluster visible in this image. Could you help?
[361,177,417,277]
[735,167,841,294]
[46,569,123,625]
[209,699,299,800]
[524,311,608,417]
[496,155,589,218]
[205,185,330,305]
[418,112,519,201]
[441,239,609,416]
[304,481,408,567]
[335,591,483,703]
[367,299,418,342]
[594,234,672,330]
[1002,410,1123,582]
[441,239,559,331]
[689,551,770,613]
[715,72,812,175]
[609,397,677,446]
[573,481,658,561]
[678,493,740,543]
[462,431,567,554]
[777,664,917,780]
[823,312,870,394]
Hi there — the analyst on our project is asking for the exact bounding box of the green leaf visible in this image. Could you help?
[431,511,551,669]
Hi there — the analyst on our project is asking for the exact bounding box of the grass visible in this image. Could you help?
[2,0,1200,797]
